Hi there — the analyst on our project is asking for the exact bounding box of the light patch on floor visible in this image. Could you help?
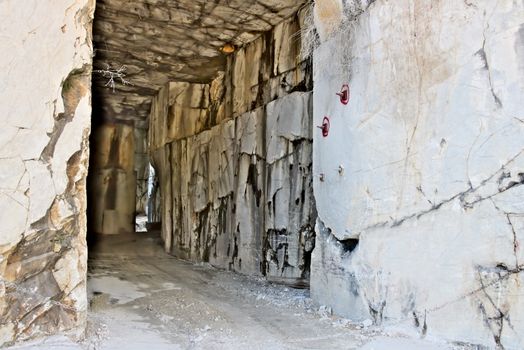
[88,275,147,305]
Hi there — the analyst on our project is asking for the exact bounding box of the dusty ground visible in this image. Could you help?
[9,232,474,350]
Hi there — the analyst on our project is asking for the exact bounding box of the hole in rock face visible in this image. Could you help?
[339,238,359,254]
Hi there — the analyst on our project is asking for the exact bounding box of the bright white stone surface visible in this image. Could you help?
[312,1,524,348]
[0,0,93,249]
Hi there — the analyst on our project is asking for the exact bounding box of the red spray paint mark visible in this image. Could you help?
[336,84,350,105]
[317,116,330,137]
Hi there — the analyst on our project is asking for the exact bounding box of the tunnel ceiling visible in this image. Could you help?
[92,0,307,125]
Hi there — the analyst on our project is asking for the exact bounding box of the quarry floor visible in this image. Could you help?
[11,232,473,350]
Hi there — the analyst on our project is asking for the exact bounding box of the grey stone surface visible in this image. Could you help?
[89,123,137,235]
[150,93,315,284]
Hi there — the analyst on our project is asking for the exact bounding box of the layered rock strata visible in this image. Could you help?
[0,0,95,346]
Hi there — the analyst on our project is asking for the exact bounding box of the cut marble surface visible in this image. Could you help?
[312,1,524,348]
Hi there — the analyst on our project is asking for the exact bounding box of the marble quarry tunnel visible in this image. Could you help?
[1,0,524,349]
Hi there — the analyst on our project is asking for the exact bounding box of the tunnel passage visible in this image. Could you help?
[4,0,524,348]
[87,0,316,287]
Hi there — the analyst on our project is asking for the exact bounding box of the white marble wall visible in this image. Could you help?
[0,0,94,346]
[311,0,524,348]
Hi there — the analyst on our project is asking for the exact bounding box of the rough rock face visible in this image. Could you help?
[92,0,308,123]
[149,11,317,285]
[311,0,524,348]
[0,0,95,346]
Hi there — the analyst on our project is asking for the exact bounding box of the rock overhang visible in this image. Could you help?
[92,0,308,125]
